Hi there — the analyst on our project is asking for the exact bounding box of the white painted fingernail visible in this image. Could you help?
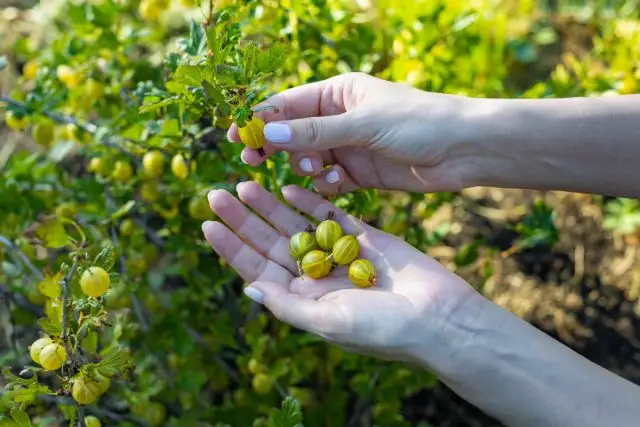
[299,158,313,173]
[244,287,264,304]
[240,151,249,164]
[326,170,340,184]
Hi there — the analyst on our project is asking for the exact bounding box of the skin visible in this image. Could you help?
[214,73,640,426]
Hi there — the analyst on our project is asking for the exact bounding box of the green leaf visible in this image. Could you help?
[256,40,288,76]
[35,217,70,249]
[38,316,62,338]
[139,96,181,114]
[173,65,204,87]
[202,80,225,104]
[9,408,31,427]
[454,242,479,267]
[178,19,206,56]
[267,396,303,427]
[59,405,77,426]
[243,41,259,80]
[94,243,116,271]
[36,271,63,299]
[89,345,132,377]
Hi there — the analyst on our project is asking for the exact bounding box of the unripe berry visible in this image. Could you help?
[348,259,377,288]
[331,235,360,265]
[315,219,343,251]
[30,336,53,365]
[84,416,102,427]
[39,343,67,370]
[289,231,317,260]
[142,150,165,178]
[80,267,111,298]
[252,373,273,395]
[171,154,189,180]
[72,376,101,405]
[300,250,332,279]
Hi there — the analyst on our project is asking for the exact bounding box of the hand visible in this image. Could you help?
[227,72,477,195]
[202,181,479,366]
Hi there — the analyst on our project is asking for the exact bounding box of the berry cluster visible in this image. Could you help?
[289,213,377,287]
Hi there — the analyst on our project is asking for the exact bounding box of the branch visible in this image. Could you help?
[0,95,134,159]
[60,258,79,366]
[0,235,44,281]
[0,282,44,316]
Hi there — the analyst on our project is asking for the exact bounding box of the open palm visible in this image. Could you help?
[203,182,476,362]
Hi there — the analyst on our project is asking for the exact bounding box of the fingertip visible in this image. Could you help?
[241,148,268,166]
[227,124,240,143]
[207,189,232,211]
[201,220,216,235]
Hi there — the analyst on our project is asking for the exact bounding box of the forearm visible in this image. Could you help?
[415,294,640,427]
[460,95,640,197]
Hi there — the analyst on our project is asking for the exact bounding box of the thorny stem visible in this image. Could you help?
[77,405,86,427]
[0,235,44,281]
[60,258,79,365]
[0,95,134,159]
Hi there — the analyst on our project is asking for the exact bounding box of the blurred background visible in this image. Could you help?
[1,0,639,426]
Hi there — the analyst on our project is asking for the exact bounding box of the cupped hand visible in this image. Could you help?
[202,182,479,363]
[227,72,476,195]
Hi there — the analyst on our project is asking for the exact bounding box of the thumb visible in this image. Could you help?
[244,282,335,335]
[263,113,361,152]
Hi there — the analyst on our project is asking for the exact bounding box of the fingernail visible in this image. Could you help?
[244,287,264,304]
[299,158,313,173]
[326,170,340,184]
[264,122,291,144]
[240,151,249,164]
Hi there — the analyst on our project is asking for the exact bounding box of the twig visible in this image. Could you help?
[77,405,86,427]
[133,218,166,247]
[60,258,80,367]
[0,235,44,281]
[346,368,379,427]
[0,282,43,316]
[0,95,133,158]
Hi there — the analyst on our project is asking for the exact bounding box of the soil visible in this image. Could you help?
[403,188,640,427]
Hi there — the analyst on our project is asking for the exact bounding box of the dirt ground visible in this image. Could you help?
[406,188,640,426]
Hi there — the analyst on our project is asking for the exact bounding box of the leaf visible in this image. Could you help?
[178,19,206,56]
[2,368,37,388]
[267,396,303,427]
[454,242,479,267]
[9,409,31,427]
[89,345,132,377]
[35,217,70,249]
[59,404,77,426]
[37,271,63,299]
[139,96,180,114]
[94,243,116,271]
[243,41,259,80]
[38,316,62,338]
[256,41,288,76]
[173,65,204,87]
[202,80,225,104]
[111,200,136,220]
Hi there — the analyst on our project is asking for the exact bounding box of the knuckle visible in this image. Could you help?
[305,118,323,147]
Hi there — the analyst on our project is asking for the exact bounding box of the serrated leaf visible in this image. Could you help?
[173,65,204,87]
[37,271,63,299]
[243,41,259,80]
[88,346,132,377]
[35,217,70,249]
[202,80,225,104]
[94,243,116,271]
[10,408,31,427]
[267,396,303,427]
[139,96,180,114]
[38,315,62,337]
[256,41,288,76]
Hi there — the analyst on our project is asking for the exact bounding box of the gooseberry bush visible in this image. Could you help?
[1,0,638,426]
